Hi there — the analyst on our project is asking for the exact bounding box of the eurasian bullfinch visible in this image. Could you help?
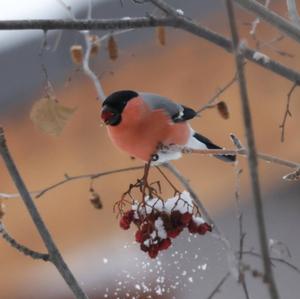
[101,90,235,164]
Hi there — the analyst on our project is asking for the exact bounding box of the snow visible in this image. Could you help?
[192,215,205,225]
[253,51,270,63]
[176,9,184,15]
[134,191,194,216]
[164,191,193,213]
[155,217,167,239]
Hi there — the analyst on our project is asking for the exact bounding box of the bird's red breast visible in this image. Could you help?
[107,96,190,161]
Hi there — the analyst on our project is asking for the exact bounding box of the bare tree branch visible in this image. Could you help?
[0,222,50,261]
[0,128,89,299]
[287,0,300,28]
[224,1,279,298]
[235,0,300,43]
[0,17,299,84]
[183,147,300,170]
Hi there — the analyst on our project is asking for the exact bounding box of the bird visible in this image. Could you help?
[100,90,235,165]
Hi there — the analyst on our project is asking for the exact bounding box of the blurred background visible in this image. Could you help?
[0,0,300,298]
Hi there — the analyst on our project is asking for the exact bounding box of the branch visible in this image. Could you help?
[234,0,300,43]
[224,1,279,299]
[0,222,49,261]
[196,71,238,114]
[35,166,144,198]
[150,0,180,17]
[164,162,239,279]
[242,251,300,275]
[280,82,298,142]
[0,128,89,299]
[0,17,299,84]
[206,272,231,299]
[182,147,300,170]
[287,0,300,28]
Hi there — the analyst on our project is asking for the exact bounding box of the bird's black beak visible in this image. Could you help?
[101,105,121,126]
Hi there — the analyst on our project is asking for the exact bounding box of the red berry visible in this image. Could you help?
[140,243,149,252]
[141,222,152,234]
[188,220,198,234]
[197,223,212,235]
[203,223,212,232]
[135,230,144,243]
[181,212,192,225]
[167,227,182,238]
[148,245,159,259]
[159,238,172,250]
[119,216,130,230]
[124,210,134,222]
[170,211,182,226]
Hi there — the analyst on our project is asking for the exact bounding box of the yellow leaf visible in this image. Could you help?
[30,97,76,136]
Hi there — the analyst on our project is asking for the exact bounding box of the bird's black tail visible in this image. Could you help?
[193,132,236,163]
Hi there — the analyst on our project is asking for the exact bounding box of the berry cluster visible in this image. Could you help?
[119,191,212,258]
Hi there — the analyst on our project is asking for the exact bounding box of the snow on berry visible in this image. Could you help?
[118,191,212,258]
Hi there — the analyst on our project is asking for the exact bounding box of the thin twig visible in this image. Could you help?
[0,128,89,299]
[279,82,299,142]
[225,1,279,299]
[233,162,250,299]
[206,272,231,299]
[35,166,144,198]
[196,72,238,114]
[82,32,106,102]
[242,251,300,275]
[0,223,49,261]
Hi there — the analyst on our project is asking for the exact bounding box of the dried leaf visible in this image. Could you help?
[282,168,300,181]
[89,188,103,209]
[156,26,166,46]
[107,35,118,61]
[0,200,5,220]
[89,35,100,56]
[217,101,230,119]
[30,98,76,136]
[70,45,83,64]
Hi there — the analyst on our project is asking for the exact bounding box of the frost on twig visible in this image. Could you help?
[282,168,300,181]
[252,51,270,64]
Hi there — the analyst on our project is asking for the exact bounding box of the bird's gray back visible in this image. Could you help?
[139,92,182,118]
